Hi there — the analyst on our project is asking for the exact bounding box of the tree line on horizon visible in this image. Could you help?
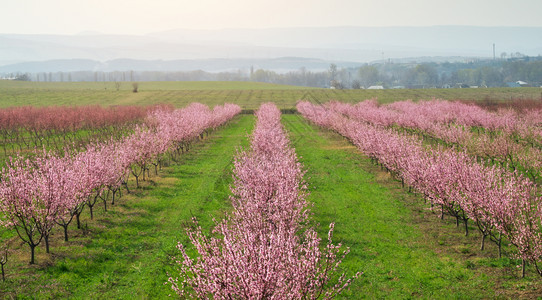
[4,56,542,89]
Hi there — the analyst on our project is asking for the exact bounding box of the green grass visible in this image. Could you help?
[0,115,254,298]
[282,114,542,298]
[1,80,541,109]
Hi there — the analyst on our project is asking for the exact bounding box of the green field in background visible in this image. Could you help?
[1,80,541,109]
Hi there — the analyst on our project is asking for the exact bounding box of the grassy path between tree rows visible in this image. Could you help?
[282,113,539,298]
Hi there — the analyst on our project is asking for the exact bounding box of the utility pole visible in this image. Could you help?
[493,43,496,60]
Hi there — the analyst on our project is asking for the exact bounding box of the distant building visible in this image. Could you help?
[507,81,529,87]
[454,83,470,88]
[367,85,384,90]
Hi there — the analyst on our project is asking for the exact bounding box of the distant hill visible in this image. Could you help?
[1,26,541,71]
[148,26,542,55]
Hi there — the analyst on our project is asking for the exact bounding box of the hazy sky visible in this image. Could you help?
[2,0,542,35]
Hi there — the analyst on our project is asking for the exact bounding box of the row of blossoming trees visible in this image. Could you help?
[169,103,359,299]
[0,103,241,265]
[0,105,164,155]
[298,100,542,277]
[327,99,542,181]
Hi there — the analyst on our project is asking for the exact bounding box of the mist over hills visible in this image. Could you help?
[147,26,542,54]
[1,26,541,73]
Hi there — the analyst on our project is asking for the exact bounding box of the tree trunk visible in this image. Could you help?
[44,234,50,254]
[480,234,486,251]
[76,212,81,229]
[63,225,69,242]
[111,189,116,205]
[123,181,131,194]
[29,244,36,265]
[498,233,502,258]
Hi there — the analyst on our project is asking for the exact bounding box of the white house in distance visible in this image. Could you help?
[367,85,384,90]
[506,80,529,87]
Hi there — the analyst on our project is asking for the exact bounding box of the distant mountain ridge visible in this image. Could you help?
[1,26,541,71]
[147,26,542,52]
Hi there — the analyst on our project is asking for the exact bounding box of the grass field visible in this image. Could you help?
[2,81,542,298]
[1,80,541,109]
